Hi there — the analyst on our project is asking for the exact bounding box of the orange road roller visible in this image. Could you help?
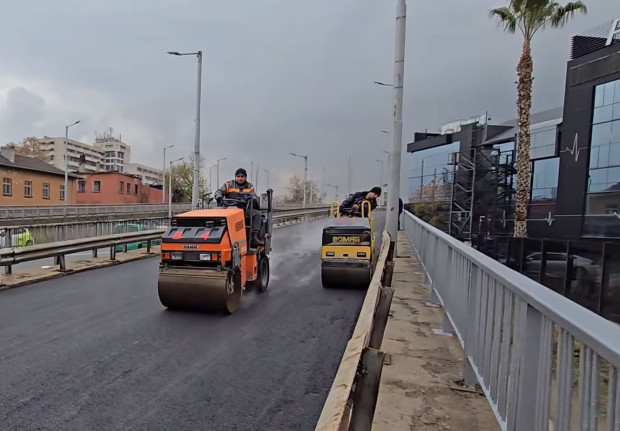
[157,190,273,314]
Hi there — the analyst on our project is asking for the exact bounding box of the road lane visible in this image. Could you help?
[0,214,385,430]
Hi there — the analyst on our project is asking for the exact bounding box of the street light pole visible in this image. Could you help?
[290,152,308,207]
[169,157,184,218]
[162,144,174,203]
[264,168,270,189]
[216,157,227,187]
[167,50,203,209]
[386,0,407,249]
[326,183,339,202]
[64,120,81,213]
[375,158,384,206]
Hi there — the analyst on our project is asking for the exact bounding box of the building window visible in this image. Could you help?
[409,142,460,204]
[42,183,50,199]
[529,157,559,218]
[120,181,124,193]
[60,185,65,201]
[126,182,130,194]
[584,79,620,237]
[24,181,32,197]
[134,184,138,194]
[78,180,86,193]
[529,126,558,160]
[93,181,101,192]
[3,178,11,196]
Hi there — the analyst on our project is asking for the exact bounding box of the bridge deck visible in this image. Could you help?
[372,233,499,430]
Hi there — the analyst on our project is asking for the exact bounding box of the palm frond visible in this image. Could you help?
[490,7,518,33]
[550,1,587,27]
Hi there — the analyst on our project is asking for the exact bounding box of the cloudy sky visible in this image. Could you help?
[0,0,616,200]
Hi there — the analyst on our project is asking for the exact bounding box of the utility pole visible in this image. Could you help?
[347,155,352,196]
[167,50,203,209]
[162,145,174,203]
[386,0,407,251]
[64,120,80,214]
[290,152,308,208]
[250,161,254,184]
[255,164,260,192]
[216,157,226,188]
[264,168,270,189]
[321,166,325,204]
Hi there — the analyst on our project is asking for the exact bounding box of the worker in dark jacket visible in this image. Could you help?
[214,168,264,246]
[339,187,381,217]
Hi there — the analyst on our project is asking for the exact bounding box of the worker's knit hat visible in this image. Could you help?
[235,168,247,177]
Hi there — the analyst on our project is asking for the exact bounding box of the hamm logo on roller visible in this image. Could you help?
[182,244,199,250]
[333,236,361,243]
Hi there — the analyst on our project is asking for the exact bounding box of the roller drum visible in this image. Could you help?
[158,267,241,314]
[321,263,372,289]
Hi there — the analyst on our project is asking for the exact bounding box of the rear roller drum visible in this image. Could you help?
[321,265,372,289]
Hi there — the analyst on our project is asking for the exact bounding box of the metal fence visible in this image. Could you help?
[0,204,193,221]
[403,210,620,431]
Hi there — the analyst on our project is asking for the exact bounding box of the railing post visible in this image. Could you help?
[513,304,552,431]
[5,227,12,275]
[147,239,152,254]
[463,264,480,387]
[58,254,66,272]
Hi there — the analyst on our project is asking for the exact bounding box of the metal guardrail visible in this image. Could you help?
[0,204,193,221]
[315,231,394,431]
[402,211,620,431]
[0,203,331,222]
[0,208,330,275]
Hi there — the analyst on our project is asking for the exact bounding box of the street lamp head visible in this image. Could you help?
[373,81,394,87]
[381,130,390,134]
[167,51,181,56]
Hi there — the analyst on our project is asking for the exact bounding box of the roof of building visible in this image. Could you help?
[0,153,80,178]
[482,106,564,145]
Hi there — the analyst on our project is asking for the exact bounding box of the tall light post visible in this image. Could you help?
[168,157,184,218]
[375,158,384,206]
[167,50,202,208]
[290,152,308,207]
[264,168,270,189]
[162,144,174,203]
[64,120,81,212]
[386,0,407,249]
[216,157,227,187]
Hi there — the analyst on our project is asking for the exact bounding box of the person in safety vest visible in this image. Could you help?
[214,168,264,246]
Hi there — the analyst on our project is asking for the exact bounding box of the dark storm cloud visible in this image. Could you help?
[0,0,617,198]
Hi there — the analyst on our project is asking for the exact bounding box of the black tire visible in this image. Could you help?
[25,240,33,246]
[250,255,270,293]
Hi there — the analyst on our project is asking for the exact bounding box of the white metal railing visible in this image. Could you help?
[403,211,620,431]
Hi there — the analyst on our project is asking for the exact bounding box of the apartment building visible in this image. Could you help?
[0,145,77,205]
[93,129,131,172]
[38,137,104,173]
[124,163,163,185]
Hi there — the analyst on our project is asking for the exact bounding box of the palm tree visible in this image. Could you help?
[490,0,586,237]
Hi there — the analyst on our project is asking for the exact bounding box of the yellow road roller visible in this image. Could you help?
[157,190,273,314]
[321,201,375,288]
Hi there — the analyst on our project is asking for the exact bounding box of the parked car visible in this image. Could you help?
[113,223,162,252]
[0,228,34,248]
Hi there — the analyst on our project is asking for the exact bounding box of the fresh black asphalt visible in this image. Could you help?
[0,214,385,430]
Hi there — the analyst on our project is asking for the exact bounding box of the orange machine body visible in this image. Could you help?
[160,208,258,286]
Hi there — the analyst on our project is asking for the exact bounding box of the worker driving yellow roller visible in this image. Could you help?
[157,175,273,314]
[321,187,380,289]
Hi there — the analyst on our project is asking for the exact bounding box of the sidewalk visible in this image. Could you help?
[372,232,499,430]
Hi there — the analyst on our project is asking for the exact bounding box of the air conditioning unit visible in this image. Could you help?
[448,152,459,165]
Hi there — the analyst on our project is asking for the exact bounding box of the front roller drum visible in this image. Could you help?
[321,263,372,289]
[158,267,241,314]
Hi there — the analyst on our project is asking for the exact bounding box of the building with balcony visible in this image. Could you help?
[407,18,620,242]
[37,137,104,173]
[0,144,78,205]
[93,128,131,173]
